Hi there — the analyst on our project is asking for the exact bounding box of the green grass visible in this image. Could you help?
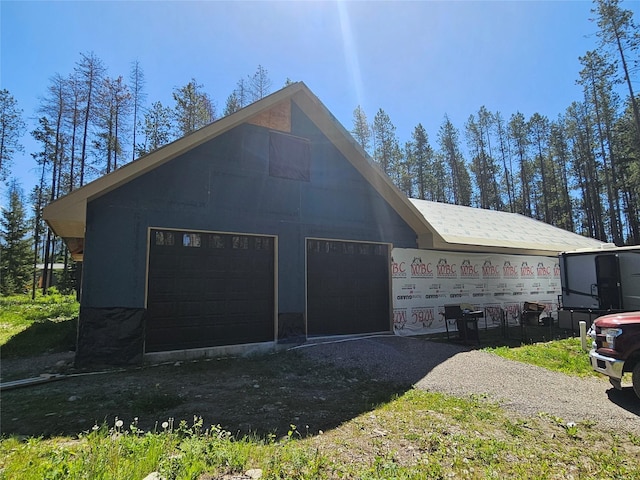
[484,337,597,377]
[1,392,638,479]
[0,292,79,358]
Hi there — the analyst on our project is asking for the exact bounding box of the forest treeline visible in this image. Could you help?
[0,0,638,295]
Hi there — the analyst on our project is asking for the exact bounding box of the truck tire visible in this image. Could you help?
[633,362,640,400]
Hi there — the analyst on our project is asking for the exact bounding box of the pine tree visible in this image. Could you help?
[248,65,272,102]
[437,115,471,206]
[75,52,106,186]
[494,112,516,212]
[594,0,640,149]
[372,108,400,177]
[223,91,242,116]
[409,124,435,200]
[129,60,146,162]
[172,79,214,137]
[0,182,32,295]
[351,105,371,154]
[95,76,132,174]
[0,89,26,183]
[508,112,533,216]
[137,101,173,156]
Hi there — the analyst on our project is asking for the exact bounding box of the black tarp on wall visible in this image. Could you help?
[75,307,145,366]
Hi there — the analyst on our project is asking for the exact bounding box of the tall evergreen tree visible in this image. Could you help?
[0,182,32,295]
[594,0,640,149]
[508,112,533,216]
[566,101,607,240]
[172,79,214,137]
[39,73,70,201]
[351,105,371,154]
[494,112,516,212]
[549,118,575,232]
[223,91,242,116]
[95,76,132,174]
[234,78,249,109]
[372,108,400,177]
[528,113,552,222]
[65,71,83,192]
[437,115,471,206]
[31,117,56,296]
[578,50,624,243]
[615,98,640,243]
[137,101,173,156]
[248,65,272,102]
[0,89,26,183]
[465,108,502,210]
[409,124,435,200]
[129,60,146,162]
[75,52,106,186]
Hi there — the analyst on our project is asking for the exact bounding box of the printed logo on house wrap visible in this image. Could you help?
[503,260,519,279]
[436,258,457,278]
[520,261,535,278]
[553,263,561,278]
[411,307,435,327]
[481,260,501,278]
[460,259,479,279]
[409,256,433,278]
[391,256,406,278]
[393,309,408,329]
[536,262,551,279]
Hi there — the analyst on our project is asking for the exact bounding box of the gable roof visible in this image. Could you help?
[43,81,604,260]
[409,199,605,255]
[43,82,431,260]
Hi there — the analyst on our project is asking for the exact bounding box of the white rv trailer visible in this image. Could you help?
[559,244,640,312]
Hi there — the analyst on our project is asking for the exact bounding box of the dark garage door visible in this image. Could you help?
[307,239,390,336]
[146,229,275,352]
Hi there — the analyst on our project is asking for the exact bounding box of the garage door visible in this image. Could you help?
[307,239,390,336]
[146,229,275,352]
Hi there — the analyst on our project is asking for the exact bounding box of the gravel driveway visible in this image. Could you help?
[296,335,640,435]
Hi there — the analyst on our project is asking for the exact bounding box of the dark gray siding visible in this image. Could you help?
[82,104,417,315]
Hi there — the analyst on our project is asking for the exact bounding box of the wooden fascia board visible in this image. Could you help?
[291,89,443,244]
[430,237,560,256]
[44,83,307,240]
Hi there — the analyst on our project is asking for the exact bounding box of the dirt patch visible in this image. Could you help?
[1,347,408,439]
[2,336,638,440]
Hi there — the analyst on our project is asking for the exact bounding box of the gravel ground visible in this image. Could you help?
[3,335,639,437]
[296,335,640,436]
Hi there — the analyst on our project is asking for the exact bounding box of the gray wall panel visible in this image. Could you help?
[83,109,417,310]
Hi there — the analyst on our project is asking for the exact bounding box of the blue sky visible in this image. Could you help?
[2,0,637,197]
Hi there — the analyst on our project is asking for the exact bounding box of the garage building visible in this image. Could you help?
[44,82,602,365]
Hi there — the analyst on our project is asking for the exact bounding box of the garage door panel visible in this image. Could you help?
[307,240,390,336]
[147,229,275,352]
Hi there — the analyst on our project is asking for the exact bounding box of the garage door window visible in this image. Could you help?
[182,233,201,247]
[155,231,175,246]
[208,234,225,249]
[232,236,249,249]
[255,237,272,250]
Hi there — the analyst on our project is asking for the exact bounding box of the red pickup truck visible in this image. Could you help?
[588,311,640,399]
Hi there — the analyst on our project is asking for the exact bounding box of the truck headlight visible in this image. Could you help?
[602,328,623,349]
[587,324,597,349]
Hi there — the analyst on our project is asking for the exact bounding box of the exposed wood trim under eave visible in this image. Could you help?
[430,238,562,256]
